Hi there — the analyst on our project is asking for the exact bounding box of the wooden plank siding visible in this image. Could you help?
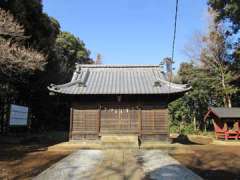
[141,109,169,141]
[71,109,99,140]
[100,107,139,134]
[70,104,169,141]
[141,109,168,133]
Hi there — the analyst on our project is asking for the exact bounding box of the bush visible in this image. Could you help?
[170,121,200,135]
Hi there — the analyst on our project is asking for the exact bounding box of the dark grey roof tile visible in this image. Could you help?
[48,64,191,95]
[209,107,240,119]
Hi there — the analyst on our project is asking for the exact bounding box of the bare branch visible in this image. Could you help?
[0,8,28,40]
[0,40,46,76]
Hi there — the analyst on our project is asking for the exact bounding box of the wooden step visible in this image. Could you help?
[101,135,139,148]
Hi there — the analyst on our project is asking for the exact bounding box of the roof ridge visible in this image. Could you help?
[210,107,240,109]
[76,64,161,68]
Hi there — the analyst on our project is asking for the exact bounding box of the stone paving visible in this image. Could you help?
[140,150,202,180]
[34,150,103,180]
[91,150,143,180]
[34,149,202,180]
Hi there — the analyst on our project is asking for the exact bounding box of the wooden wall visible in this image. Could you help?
[69,102,169,141]
[70,108,99,140]
[141,108,169,141]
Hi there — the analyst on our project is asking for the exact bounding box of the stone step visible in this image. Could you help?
[101,135,139,148]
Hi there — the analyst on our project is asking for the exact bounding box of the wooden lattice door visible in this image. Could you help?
[71,108,99,139]
[100,106,139,134]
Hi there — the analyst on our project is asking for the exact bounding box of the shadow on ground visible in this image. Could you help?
[143,164,240,180]
[0,131,68,161]
[170,134,214,145]
[143,164,202,180]
[0,131,70,180]
[170,145,240,180]
[171,134,202,145]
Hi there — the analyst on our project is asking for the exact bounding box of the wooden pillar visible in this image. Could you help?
[69,107,73,140]
[98,105,101,136]
[166,108,170,140]
[138,108,142,137]
[0,100,4,134]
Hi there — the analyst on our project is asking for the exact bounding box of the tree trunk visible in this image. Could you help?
[226,95,232,108]
[0,99,4,134]
[221,70,232,108]
[193,114,197,131]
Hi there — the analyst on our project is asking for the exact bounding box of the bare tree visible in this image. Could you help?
[200,26,237,107]
[0,8,25,40]
[183,31,205,65]
[184,11,238,107]
[0,41,45,76]
[0,8,46,78]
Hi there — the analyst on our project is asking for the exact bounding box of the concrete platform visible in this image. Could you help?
[47,140,187,152]
[48,141,102,152]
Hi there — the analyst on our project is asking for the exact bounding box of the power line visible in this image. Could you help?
[168,0,179,97]
[171,0,179,63]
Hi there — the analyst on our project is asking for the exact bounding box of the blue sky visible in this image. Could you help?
[43,0,208,70]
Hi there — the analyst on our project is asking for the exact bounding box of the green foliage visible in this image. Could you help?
[56,32,90,60]
[208,0,240,80]
[0,1,93,132]
[54,31,92,82]
[169,98,190,123]
[170,120,200,135]
[169,63,214,131]
[29,31,93,130]
[169,27,239,132]
[1,0,60,51]
[208,0,240,34]
[201,25,239,107]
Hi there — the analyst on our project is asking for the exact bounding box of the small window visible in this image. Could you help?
[154,81,161,87]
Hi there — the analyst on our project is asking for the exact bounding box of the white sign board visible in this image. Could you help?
[9,104,28,126]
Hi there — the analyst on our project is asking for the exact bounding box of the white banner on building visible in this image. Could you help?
[9,104,29,126]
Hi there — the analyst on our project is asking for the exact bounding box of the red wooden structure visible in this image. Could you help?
[204,107,240,140]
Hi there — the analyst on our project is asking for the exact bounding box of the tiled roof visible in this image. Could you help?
[48,64,191,95]
[207,107,240,119]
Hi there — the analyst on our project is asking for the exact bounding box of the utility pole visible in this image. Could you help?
[95,53,102,64]
[162,57,174,82]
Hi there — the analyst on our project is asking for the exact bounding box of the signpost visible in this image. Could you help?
[9,104,29,126]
